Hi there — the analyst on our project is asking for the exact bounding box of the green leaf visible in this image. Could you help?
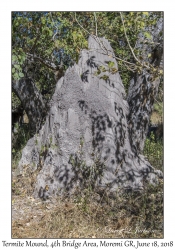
[49,30,53,37]
[144,32,152,39]
[100,74,109,81]
[41,17,46,24]
[12,68,15,73]
[14,64,20,69]
[159,70,163,75]
[12,55,17,62]
[107,61,115,68]
[13,72,20,80]
[111,67,118,74]
[19,72,24,77]
[99,66,106,72]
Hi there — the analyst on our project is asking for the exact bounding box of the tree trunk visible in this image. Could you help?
[127,73,160,154]
[17,37,162,199]
[127,17,163,154]
[12,78,47,133]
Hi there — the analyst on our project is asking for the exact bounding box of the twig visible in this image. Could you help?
[89,48,136,68]
[52,30,58,41]
[74,12,93,38]
[154,99,163,108]
[74,12,107,54]
[120,12,141,64]
[74,13,137,70]
[124,62,136,73]
[74,12,156,74]
[50,12,59,41]
[120,12,150,71]
[26,53,57,71]
[94,12,98,37]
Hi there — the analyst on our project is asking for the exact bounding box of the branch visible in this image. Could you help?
[154,98,163,108]
[120,12,150,70]
[89,48,136,68]
[31,34,40,55]
[120,12,141,64]
[74,13,114,58]
[75,14,106,55]
[94,12,98,36]
[123,62,136,73]
[26,53,57,71]
[50,12,59,41]
[74,12,93,38]
[75,12,159,75]
[74,12,138,70]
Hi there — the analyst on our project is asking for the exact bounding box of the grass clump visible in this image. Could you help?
[12,124,32,169]
[143,132,163,171]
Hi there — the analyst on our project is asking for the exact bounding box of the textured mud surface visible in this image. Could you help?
[17,37,162,199]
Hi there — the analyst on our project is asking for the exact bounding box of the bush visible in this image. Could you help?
[12,124,32,169]
[143,132,163,171]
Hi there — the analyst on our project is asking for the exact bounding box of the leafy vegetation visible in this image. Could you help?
[12,12,163,97]
[12,11,163,139]
[12,92,21,111]
[143,132,163,171]
[12,124,31,170]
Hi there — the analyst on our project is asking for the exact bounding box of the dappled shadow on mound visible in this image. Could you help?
[17,36,163,200]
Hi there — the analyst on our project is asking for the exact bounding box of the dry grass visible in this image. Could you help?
[150,111,163,124]
[12,167,163,239]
